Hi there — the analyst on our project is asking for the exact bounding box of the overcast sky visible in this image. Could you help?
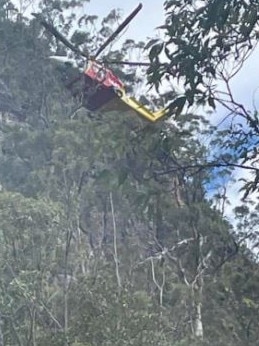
[85,0,165,41]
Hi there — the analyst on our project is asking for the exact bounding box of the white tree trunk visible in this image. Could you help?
[193,297,203,338]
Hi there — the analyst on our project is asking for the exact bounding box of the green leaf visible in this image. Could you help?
[208,97,216,109]
[170,96,187,117]
[149,43,163,62]
[145,38,159,50]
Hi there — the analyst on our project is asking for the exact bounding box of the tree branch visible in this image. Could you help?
[110,192,122,291]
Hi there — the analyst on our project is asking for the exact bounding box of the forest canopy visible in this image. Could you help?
[0,1,258,345]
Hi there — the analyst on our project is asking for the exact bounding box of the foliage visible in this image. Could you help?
[0,1,258,345]
[148,0,259,108]
[147,0,259,199]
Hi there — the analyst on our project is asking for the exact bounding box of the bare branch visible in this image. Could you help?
[150,257,165,307]
[110,192,122,291]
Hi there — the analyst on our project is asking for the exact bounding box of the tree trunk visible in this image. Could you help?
[0,314,3,346]
[192,286,203,339]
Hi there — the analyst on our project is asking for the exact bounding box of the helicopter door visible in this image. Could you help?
[83,61,124,111]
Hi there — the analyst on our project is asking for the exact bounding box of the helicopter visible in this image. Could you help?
[32,4,168,122]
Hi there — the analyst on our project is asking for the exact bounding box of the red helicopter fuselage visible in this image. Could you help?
[83,61,124,111]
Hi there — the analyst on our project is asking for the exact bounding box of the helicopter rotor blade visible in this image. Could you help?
[100,60,150,67]
[32,13,89,59]
[94,3,143,59]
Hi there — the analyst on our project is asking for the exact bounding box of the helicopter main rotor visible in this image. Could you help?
[32,3,149,67]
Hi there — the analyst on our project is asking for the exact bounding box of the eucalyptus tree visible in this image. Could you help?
[0,1,259,345]
[148,0,259,196]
